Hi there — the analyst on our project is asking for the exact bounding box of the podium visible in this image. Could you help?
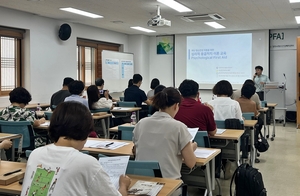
[263,82,287,126]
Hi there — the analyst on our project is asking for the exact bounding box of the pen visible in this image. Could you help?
[105,142,114,147]
[3,169,22,176]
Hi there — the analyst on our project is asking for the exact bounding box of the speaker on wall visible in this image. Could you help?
[58,23,71,41]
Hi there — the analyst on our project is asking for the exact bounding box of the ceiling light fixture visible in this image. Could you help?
[289,0,300,3]
[130,26,156,33]
[157,0,192,12]
[295,16,300,24]
[204,22,225,29]
[59,7,103,18]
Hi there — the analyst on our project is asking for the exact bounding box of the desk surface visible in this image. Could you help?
[25,103,50,109]
[259,107,269,112]
[111,107,142,113]
[0,133,22,141]
[195,148,221,166]
[267,103,278,108]
[109,123,132,132]
[210,129,244,140]
[244,120,257,127]
[0,161,181,196]
[82,138,134,156]
[92,113,112,120]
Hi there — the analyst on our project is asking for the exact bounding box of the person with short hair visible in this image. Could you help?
[124,74,151,106]
[50,77,74,110]
[253,66,270,101]
[232,79,261,110]
[146,78,160,98]
[64,80,89,108]
[236,84,259,117]
[87,85,113,109]
[207,80,243,121]
[0,87,45,127]
[95,78,118,102]
[175,79,217,136]
[21,102,131,196]
[133,87,197,180]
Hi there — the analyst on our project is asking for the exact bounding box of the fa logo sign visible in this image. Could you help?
[270,32,284,40]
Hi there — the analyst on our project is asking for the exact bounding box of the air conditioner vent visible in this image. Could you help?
[181,13,225,22]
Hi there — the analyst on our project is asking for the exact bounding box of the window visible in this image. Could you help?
[77,38,120,86]
[0,27,23,96]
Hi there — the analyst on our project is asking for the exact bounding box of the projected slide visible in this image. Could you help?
[187,34,252,85]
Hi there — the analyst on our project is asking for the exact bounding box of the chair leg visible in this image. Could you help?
[216,178,222,196]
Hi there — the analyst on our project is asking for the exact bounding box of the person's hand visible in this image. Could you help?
[119,175,131,189]
[253,73,257,79]
[0,140,12,149]
[191,141,197,151]
[39,118,46,124]
[203,103,213,111]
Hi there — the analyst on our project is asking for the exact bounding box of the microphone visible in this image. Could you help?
[283,73,286,79]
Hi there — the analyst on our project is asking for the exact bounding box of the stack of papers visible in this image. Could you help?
[216,129,226,135]
[187,128,198,141]
[84,140,129,150]
[99,156,129,189]
[40,121,50,126]
[128,180,164,196]
[113,107,132,110]
[194,148,217,158]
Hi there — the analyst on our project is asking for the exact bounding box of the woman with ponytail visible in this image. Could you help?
[133,87,197,180]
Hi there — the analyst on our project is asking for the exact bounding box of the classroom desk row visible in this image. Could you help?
[0,161,182,196]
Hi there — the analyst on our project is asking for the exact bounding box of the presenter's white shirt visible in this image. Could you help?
[208,97,243,121]
[21,144,121,196]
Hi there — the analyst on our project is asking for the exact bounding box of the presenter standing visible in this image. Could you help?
[253,65,270,101]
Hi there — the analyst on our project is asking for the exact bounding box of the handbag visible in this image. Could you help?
[255,129,269,152]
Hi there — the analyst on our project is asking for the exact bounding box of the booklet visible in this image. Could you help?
[187,128,198,141]
[128,180,164,196]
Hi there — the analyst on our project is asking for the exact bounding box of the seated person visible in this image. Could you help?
[87,85,113,110]
[95,78,118,102]
[64,80,89,108]
[124,74,151,107]
[207,80,243,121]
[0,87,45,127]
[231,79,261,110]
[146,78,160,98]
[21,102,130,196]
[50,77,74,110]
[175,79,217,136]
[133,87,197,180]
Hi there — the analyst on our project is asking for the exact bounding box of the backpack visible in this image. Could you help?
[230,163,267,196]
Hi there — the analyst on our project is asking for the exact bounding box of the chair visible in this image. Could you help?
[215,119,244,129]
[90,108,110,113]
[126,160,162,177]
[118,125,134,141]
[44,111,53,120]
[117,101,137,107]
[119,97,124,101]
[242,112,255,120]
[194,131,210,147]
[261,100,267,107]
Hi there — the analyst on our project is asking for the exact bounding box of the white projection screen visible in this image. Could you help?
[175,30,269,90]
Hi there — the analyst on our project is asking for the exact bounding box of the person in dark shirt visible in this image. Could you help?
[50,77,74,110]
[95,78,118,102]
[124,74,151,107]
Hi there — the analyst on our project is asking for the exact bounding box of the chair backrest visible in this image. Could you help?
[242,112,254,120]
[117,101,137,107]
[215,119,244,129]
[44,111,53,120]
[261,100,267,107]
[90,108,110,113]
[126,160,162,177]
[0,120,34,150]
[118,125,134,141]
[194,131,210,148]
[119,96,124,101]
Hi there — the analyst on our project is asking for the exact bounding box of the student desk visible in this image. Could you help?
[82,138,134,156]
[209,129,244,167]
[244,120,258,166]
[266,103,277,141]
[109,123,132,133]
[111,107,142,121]
[25,103,50,110]
[0,133,22,162]
[0,161,181,196]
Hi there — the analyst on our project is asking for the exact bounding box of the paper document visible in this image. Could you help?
[99,156,130,189]
[216,129,226,135]
[114,107,133,111]
[84,140,129,150]
[40,122,50,126]
[194,148,216,158]
[187,128,198,141]
[128,180,164,196]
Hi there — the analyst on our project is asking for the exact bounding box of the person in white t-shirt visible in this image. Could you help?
[133,87,197,180]
[21,102,130,196]
[87,85,113,110]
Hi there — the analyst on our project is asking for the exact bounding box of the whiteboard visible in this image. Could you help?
[102,50,134,92]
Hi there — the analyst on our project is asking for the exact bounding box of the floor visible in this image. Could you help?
[188,121,300,196]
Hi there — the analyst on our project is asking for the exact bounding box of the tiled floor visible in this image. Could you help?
[188,122,300,196]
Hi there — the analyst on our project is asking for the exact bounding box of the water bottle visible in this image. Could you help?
[130,112,137,125]
[36,103,42,111]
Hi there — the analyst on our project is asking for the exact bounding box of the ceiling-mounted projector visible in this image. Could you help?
[147,6,171,27]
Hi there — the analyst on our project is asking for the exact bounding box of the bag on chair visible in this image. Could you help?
[230,163,267,196]
[255,129,269,153]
